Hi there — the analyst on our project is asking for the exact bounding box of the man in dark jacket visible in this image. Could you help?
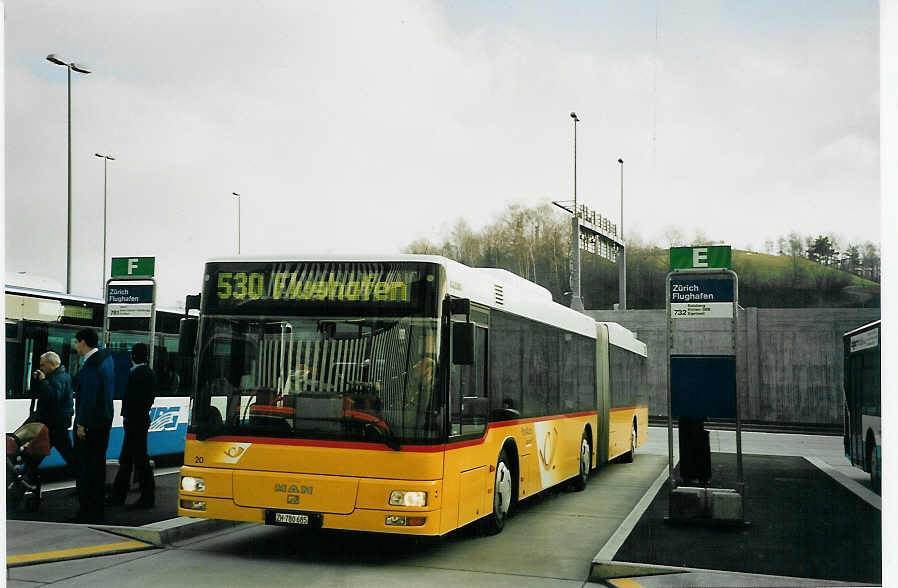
[73,328,115,523]
[33,351,75,470]
[108,343,156,508]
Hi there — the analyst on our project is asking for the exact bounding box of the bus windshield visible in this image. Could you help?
[190,315,443,447]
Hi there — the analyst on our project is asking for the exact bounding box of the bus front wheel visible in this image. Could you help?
[482,450,513,535]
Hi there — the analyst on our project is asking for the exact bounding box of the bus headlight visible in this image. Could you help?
[389,490,427,507]
[181,476,206,492]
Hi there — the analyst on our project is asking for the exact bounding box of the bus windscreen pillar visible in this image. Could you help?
[666,246,746,525]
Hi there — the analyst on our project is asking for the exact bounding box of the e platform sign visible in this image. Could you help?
[669,246,731,270]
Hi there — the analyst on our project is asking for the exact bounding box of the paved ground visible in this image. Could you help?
[8,469,181,528]
[6,427,884,587]
[7,447,670,587]
[614,452,881,584]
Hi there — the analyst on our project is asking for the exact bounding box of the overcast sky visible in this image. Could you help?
[3,1,880,308]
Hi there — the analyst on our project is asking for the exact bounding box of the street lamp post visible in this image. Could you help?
[47,54,91,294]
[618,158,626,311]
[95,153,115,296]
[569,112,584,312]
[232,192,241,255]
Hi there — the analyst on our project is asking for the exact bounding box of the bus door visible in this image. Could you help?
[448,316,489,528]
[6,320,23,398]
[21,323,49,399]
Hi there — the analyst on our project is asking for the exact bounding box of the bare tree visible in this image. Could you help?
[662,226,685,247]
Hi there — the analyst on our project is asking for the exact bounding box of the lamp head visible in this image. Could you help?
[46,54,68,66]
[618,158,623,164]
[570,112,579,121]
[71,63,91,74]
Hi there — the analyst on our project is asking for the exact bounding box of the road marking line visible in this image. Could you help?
[805,456,881,511]
[7,540,152,566]
[609,579,645,588]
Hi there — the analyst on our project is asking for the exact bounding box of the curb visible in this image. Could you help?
[590,559,688,581]
[91,517,244,547]
[589,559,867,586]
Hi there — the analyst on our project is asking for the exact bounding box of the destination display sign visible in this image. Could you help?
[669,278,734,319]
[62,305,95,320]
[105,284,155,318]
[202,261,441,317]
[850,328,879,353]
[106,284,154,304]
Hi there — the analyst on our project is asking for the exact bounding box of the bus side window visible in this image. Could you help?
[450,324,488,437]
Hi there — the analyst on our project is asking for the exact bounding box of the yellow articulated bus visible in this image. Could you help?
[178,255,647,535]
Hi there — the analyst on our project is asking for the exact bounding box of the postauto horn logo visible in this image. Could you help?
[148,406,180,432]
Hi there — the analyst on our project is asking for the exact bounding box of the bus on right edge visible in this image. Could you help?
[843,319,881,494]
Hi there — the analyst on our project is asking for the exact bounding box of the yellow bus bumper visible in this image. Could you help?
[178,465,444,536]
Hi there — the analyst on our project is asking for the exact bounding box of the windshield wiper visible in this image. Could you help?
[342,410,401,451]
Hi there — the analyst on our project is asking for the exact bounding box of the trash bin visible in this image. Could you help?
[679,416,711,484]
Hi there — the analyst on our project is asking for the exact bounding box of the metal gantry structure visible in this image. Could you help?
[552,200,624,263]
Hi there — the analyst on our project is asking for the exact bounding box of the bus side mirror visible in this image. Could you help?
[179,317,198,358]
[453,322,475,365]
[185,293,201,312]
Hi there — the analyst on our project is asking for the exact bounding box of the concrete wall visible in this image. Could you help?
[586,308,880,426]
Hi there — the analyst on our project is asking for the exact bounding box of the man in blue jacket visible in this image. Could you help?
[72,328,115,523]
[108,343,156,508]
[32,351,75,470]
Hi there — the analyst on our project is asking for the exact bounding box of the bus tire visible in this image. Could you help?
[482,450,513,535]
[570,431,591,491]
[867,437,881,494]
[622,420,637,464]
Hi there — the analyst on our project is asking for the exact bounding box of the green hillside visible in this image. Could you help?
[730,249,879,308]
[580,248,879,309]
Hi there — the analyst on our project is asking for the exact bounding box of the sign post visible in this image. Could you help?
[104,257,157,367]
[665,246,745,524]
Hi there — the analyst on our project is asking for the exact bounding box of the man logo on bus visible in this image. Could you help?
[148,407,180,432]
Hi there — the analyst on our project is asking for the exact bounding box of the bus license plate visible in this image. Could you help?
[265,510,322,528]
[278,513,308,525]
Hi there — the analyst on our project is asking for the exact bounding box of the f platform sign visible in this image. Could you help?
[669,246,731,271]
[111,256,155,278]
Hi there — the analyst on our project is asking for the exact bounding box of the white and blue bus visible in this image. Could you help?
[5,286,191,468]
[843,319,881,493]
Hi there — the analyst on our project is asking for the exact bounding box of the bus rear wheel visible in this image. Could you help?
[622,421,636,463]
[868,440,881,494]
[570,432,591,491]
[482,450,513,535]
